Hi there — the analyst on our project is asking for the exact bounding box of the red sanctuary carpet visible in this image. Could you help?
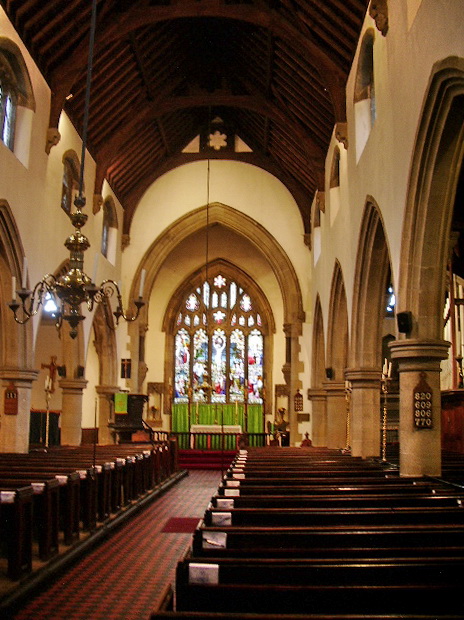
[9,470,223,620]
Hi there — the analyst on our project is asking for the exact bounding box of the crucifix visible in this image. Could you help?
[41,355,58,393]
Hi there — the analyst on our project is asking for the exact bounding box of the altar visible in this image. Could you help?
[189,424,242,449]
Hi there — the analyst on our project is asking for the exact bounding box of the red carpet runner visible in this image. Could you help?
[11,470,222,620]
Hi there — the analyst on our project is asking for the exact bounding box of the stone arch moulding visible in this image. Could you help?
[162,258,276,336]
[399,57,464,341]
[350,197,391,369]
[326,260,349,381]
[133,202,305,329]
[311,294,326,388]
[0,199,34,369]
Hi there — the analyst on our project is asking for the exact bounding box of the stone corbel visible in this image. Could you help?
[121,234,130,251]
[93,194,103,214]
[369,0,389,36]
[45,127,61,154]
[335,122,348,149]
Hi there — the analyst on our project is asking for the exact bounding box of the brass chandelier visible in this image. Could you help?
[8,0,144,338]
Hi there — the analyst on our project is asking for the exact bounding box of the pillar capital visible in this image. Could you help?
[389,339,450,370]
[345,367,382,388]
[58,378,88,392]
[0,367,39,385]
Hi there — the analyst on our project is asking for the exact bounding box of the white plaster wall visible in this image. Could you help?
[312,0,464,345]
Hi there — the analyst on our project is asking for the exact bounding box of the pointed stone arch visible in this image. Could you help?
[391,56,464,477]
[163,258,275,413]
[135,202,304,327]
[398,57,464,339]
[308,295,327,446]
[326,260,349,380]
[0,200,37,451]
[350,198,391,368]
[325,261,349,448]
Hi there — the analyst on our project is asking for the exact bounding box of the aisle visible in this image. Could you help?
[11,470,222,620]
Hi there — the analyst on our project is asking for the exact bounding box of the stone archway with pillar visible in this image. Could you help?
[347,199,391,458]
[129,202,305,444]
[392,57,464,476]
[92,302,119,444]
[308,295,327,446]
[325,260,349,448]
[0,200,38,452]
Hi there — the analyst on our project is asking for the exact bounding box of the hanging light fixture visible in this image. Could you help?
[8,0,144,339]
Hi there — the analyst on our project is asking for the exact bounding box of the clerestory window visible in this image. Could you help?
[0,65,17,150]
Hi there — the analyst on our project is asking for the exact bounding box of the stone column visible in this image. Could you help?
[59,378,88,446]
[346,368,382,458]
[324,381,346,448]
[389,339,449,477]
[95,385,120,445]
[283,322,304,446]
[307,388,327,446]
[0,368,38,453]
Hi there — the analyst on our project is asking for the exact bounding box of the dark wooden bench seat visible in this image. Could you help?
[212,491,464,509]
[0,476,59,561]
[203,504,464,527]
[0,468,81,545]
[192,522,464,558]
[217,480,448,496]
[0,485,34,580]
[174,582,464,615]
[177,554,464,586]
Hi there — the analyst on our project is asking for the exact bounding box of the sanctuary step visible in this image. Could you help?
[178,450,236,470]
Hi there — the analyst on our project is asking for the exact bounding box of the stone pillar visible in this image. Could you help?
[324,381,346,448]
[0,368,38,453]
[283,322,304,446]
[59,378,88,446]
[96,385,120,445]
[389,339,449,477]
[346,368,382,458]
[307,388,327,446]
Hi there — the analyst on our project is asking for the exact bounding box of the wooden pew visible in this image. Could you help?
[0,476,59,561]
[0,485,34,579]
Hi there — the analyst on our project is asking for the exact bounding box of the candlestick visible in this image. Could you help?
[11,276,16,301]
[139,269,146,298]
[22,257,28,289]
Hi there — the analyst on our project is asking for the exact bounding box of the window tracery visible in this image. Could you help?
[174,273,265,404]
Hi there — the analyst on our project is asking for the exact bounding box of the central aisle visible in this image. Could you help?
[12,470,223,620]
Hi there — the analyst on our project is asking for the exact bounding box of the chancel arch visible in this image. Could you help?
[347,198,391,458]
[325,260,349,448]
[133,203,303,327]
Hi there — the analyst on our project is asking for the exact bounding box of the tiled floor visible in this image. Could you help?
[9,470,223,620]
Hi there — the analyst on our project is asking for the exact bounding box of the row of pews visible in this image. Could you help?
[151,447,464,619]
[0,440,178,581]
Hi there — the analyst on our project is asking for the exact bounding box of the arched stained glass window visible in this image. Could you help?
[174,273,265,404]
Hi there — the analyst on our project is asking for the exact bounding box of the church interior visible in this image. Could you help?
[1,0,464,617]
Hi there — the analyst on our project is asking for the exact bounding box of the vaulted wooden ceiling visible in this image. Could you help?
[2,0,370,234]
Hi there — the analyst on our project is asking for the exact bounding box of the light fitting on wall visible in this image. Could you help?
[8,0,145,339]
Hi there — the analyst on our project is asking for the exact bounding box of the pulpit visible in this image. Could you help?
[110,393,148,442]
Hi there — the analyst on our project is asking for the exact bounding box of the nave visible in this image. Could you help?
[5,469,223,620]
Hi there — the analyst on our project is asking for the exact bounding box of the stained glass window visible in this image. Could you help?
[173,273,266,403]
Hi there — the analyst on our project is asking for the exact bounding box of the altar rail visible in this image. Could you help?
[172,432,271,450]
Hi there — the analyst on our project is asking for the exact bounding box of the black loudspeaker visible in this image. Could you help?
[397,311,413,334]
[325,367,334,379]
